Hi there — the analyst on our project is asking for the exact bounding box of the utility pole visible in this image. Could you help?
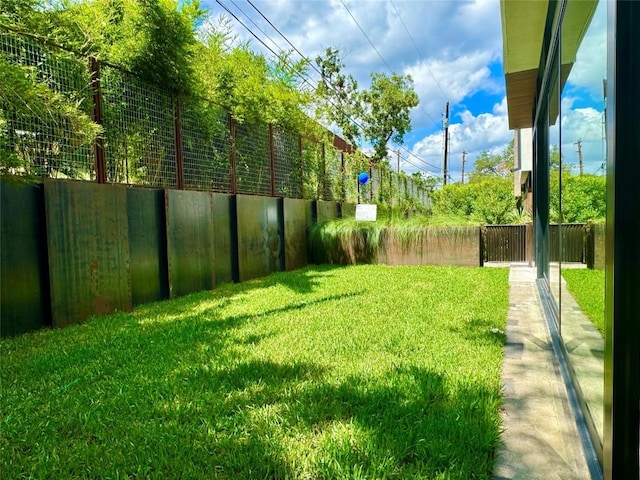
[575,139,583,176]
[443,101,450,185]
[397,149,400,174]
[461,150,467,184]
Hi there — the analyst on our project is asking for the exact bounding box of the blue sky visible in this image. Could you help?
[198,0,606,180]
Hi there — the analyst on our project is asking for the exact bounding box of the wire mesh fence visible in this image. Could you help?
[273,127,302,198]
[234,121,271,196]
[323,147,342,201]
[2,28,431,207]
[301,139,324,201]
[180,99,231,192]
[1,30,96,180]
[102,66,177,188]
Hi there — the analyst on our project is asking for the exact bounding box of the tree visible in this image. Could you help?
[360,72,418,163]
[194,23,311,130]
[314,48,418,162]
[57,0,206,95]
[314,47,361,146]
[549,172,606,223]
[469,140,514,181]
[431,142,518,224]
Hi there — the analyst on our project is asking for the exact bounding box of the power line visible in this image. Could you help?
[216,0,440,174]
[389,0,448,104]
[393,142,441,172]
[214,1,280,58]
[338,0,394,73]
[246,0,314,71]
[339,0,441,128]
[215,0,315,91]
[229,0,284,55]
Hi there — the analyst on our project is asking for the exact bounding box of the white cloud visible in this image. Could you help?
[563,0,607,103]
[407,97,512,180]
[200,0,509,172]
[559,100,606,174]
[405,50,503,129]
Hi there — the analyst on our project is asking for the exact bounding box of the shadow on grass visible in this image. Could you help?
[1,266,501,479]
[262,264,343,293]
[449,317,507,347]
[165,361,502,479]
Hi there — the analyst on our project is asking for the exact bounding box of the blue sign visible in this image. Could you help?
[358,172,369,184]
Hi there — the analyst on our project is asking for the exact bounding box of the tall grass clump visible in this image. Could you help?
[308,214,481,264]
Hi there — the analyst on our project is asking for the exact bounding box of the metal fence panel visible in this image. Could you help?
[301,139,322,200]
[550,223,586,263]
[102,66,177,188]
[0,180,51,336]
[273,128,302,198]
[212,193,237,284]
[234,122,270,195]
[323,147,341,201]
[1,31,96,180]
[44,180,132,327]
[180,101,231,192]
[165,190,215,297]
[283,198,314,271]
[127,187,169,306]
[236,195,283,281]
[484,225,527,262]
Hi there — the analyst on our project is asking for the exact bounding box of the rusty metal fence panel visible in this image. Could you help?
[484,225,528,262]
[44,180,132,327]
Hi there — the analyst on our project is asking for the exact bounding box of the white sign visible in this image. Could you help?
[355,204,377,221]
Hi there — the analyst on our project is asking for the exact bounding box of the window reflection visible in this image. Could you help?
[559,0,606,455]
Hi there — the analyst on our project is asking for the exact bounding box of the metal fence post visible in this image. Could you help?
[340,151,346,202]
[229,115,237,194]
[321,143,326,200]
[269,123,276,197]
[299,134,304,199]
[90,57,106,184]
[174,95,184,190]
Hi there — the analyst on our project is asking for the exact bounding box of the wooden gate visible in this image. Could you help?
[549,224,586,262]
[483,225,529,262]
[484,223,587,264]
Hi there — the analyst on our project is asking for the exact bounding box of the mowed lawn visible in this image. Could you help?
[1,265,509,479]
[562,268,606,336]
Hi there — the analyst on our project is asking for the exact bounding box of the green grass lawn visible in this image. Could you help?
[1,265,509,479]
[562,268,606,336]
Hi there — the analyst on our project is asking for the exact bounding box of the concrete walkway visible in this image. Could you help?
[493,264,591,480]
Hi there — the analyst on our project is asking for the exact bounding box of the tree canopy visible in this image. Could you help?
[469,140,514,182]
[314,47,418,162]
